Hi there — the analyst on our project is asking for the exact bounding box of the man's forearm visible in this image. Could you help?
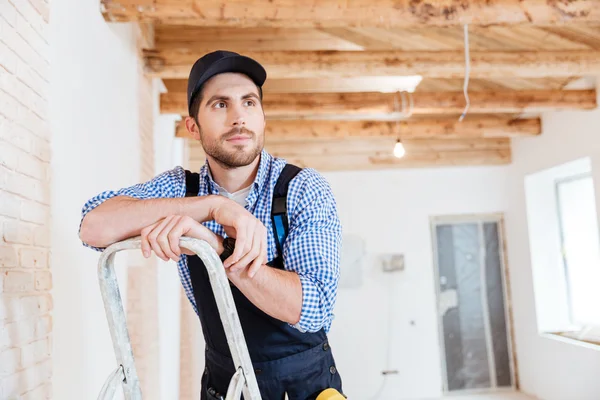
[80,195,222,248]
[227,265,302,325]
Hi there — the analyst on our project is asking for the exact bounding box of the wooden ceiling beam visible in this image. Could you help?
[162,90,596,117]
[187,137,512,170]
[101,0,600,27]
[175,117,540,139]
[145,50,600,79]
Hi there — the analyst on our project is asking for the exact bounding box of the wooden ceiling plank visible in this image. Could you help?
[161,90,597,116]
[175,118,541,139]
[145,50,600,79]
[102,0,600,27]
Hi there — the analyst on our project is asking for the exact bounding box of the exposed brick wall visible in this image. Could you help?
[125,23,160,400]
[0,0,52,399]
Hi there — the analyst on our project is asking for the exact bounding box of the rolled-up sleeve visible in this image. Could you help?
[79,167,186,251]
[283,169,342,333]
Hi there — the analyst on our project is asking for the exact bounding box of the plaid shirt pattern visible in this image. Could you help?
[80,150,342,333]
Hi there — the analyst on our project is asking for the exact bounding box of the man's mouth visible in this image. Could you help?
[226,134,252,144]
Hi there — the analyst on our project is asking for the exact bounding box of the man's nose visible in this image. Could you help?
[231,106,246,126]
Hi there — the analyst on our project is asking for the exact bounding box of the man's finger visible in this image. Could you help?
[157,216,181,261]
[148,217,172,261]
[248,238,266,278]
[141,222,159,258]
[168,220,188,259]
[225,221,247,267]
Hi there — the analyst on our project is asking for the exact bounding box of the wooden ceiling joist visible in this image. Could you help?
[163,77,582,94]
[101,0,600,27]
[145,50,600,79]
[175,117,541,139]
[153,25,600,54]
[161,90,596,117]
[187,137,512,170]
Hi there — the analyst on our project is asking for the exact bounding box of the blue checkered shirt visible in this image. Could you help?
[80,150,341,333]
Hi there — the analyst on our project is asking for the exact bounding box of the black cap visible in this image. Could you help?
[186,50,267,115]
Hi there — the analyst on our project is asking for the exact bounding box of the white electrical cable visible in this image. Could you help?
[459,24,471,122]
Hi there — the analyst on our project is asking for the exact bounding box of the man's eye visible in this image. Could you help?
[244,100,255,107]
[214,102,226,108]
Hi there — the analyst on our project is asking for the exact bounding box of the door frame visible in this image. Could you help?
[429,213,517,395]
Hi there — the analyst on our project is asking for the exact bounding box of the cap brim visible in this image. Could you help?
[188,55,267,114]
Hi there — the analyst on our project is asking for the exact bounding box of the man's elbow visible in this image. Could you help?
[79,212,111,248]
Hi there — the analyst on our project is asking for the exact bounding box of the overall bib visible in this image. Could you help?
[184,165,344,400]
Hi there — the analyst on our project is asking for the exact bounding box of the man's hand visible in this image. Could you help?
[140,215,224,261]
[210,197,268,276]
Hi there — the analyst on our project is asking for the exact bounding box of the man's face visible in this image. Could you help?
[187,73,266,169]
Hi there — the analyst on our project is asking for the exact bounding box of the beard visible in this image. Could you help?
[199,126,264,169]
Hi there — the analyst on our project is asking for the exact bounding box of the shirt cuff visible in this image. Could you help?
[292,274,326,333]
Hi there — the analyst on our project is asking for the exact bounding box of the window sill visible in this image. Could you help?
[542,331,600,351]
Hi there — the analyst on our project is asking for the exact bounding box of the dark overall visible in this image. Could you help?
[184,165,344,400]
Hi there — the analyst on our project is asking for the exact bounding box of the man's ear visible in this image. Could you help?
[184,116,201,141]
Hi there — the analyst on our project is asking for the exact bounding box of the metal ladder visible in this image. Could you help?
[95,236,262,400]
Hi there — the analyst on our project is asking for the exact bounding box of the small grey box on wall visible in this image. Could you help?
[381,254,404,272]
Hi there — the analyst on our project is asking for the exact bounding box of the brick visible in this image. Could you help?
[33,225,49,247]
[33,270,50,291]
[10,0,46,40]
[0,2,18,27]
[31,139,50,162]
[15,12,48,62]
[0,318,36,349]
[0,191,20,219]
[1,294,51,323]
[27,0,49,23]
[15,107,49,141]
[15,59,47,100]
[18,294,51,319]
[5,173,47,204]
[0,245,18,267]
[0,18,45,73]
[17,151,46,180]
[19,248,47,268]
[3,270,35,292]
[0,347,20,377]
[23,359,51,393]
[20,200,48,225]
[0,73,46,117]
[22,382,51,400]
[20,338,48,368]
[34,315,50,339]
[0,138,20,170]
[0,246,18,269]
[0,42,18,75]
[3,220,34,245]
[0,118,35,154]
[0,369,24,399]
[0,89,19,119]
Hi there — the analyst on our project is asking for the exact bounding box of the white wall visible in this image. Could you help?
[50,1,141,397]
[154,82,185,400]
[323,165,510,400]
[504,85,600,400]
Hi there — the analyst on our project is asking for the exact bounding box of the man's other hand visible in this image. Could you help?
[210,198,267,277]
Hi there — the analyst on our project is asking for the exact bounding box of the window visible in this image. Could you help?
[525,157,600,346]
[556,174,600,327]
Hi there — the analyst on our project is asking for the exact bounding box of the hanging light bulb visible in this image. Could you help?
[393,139,406,158]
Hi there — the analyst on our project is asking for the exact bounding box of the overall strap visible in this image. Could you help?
[184,170,200,197]
[272,164,302,256]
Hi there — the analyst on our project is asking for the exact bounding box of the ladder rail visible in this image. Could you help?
[96,236,262,400]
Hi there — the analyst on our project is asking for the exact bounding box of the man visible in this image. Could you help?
[79,50,344,400]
